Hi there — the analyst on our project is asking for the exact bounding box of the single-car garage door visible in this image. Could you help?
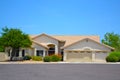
[95,53,108,62]
[66,52,92,62]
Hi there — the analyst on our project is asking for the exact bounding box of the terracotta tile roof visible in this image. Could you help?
[52,35,100,47]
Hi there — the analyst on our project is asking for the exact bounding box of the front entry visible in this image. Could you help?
[47,44,55,56]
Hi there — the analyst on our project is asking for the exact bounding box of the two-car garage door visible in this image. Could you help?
[66,52,92,62]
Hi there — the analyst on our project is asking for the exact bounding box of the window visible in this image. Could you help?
[36,50,43,57]
[15,49,19,57]
[48,48,55,56]
[22,50,25,57]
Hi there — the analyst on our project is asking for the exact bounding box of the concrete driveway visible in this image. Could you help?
[0,64,120,80]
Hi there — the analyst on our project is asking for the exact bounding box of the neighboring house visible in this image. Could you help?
[6,33,114,62]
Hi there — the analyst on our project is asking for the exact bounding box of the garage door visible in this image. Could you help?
[66,52,92,62]
[95,53,108,62]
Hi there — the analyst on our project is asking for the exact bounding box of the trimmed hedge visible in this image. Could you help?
[32,56,42,61]
[50,55,61,62]
[43,56,51,62]
[106,55,119,62]
[106,52,120,62]
[109,52,120,61]
[43,55,61,62]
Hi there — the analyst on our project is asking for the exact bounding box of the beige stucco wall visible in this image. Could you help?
[24,48,34,56]
[0,52,8,61]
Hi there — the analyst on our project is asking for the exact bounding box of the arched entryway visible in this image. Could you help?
[47,44,55,56]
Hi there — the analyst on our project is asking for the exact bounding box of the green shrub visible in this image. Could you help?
[50,55,61,62]
[106,55,119,62]
[43,55,61,62]
[23,55,32,60]
[32,56,42,61]
[109,52,120,61]
[43,56,51,62]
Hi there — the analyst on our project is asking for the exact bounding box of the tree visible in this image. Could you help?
[102,32,120,51]
[0,27,32,60]
[0,46,4,52]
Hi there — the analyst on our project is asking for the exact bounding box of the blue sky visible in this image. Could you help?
[0,0,120,39]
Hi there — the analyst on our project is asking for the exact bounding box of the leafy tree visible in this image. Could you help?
[0,36,5,52]
[102,32,120,51]
[0,46,4,52]
[0,27,32,60]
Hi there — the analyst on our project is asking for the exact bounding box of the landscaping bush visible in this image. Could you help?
[106,55,119,62]
[109,52,120,61]
[50,55,61,62]
[32,56,42,61]
[43,55,62,62]
[43,56,51,62]
[23,55,32,60]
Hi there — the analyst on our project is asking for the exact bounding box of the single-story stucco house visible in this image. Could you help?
[5,33,114,62]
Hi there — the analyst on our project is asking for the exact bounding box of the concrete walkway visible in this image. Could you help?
[0,61,120,64]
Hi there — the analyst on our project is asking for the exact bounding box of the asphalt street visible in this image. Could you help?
[0,64,120,80]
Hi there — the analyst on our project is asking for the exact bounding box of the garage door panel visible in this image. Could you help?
[95,53,108,61]
[66,52,92,62]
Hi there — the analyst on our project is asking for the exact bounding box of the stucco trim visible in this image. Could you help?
[62,38,114,50]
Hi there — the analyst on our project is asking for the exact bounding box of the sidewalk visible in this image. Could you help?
[0,61,120,64]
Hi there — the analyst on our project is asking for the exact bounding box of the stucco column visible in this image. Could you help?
[19,49,22,57]
[34,48,36,56]
[92,51,95,62]
[55,45,58,55]
[43,50,46,57]
[63,51,67,61]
